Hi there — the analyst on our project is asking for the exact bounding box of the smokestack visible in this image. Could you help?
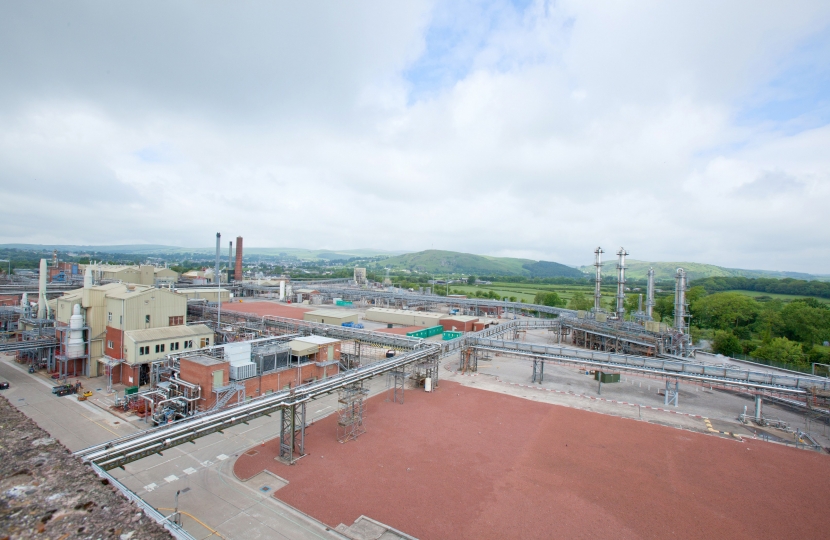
[37,258,48,319]
[235,236,243,283]
[228,241,233,281]
[83,266,93,288]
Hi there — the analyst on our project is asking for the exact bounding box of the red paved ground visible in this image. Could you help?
[373,326,424,335]
[234,381,830,539]
[221,301,311,320]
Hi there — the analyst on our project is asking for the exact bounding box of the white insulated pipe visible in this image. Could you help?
[646,267,655,318]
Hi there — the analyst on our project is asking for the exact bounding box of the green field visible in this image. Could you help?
[451,282,615,304]
[725,290,830,303]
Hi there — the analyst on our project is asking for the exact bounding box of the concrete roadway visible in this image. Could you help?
[0,354,394,540]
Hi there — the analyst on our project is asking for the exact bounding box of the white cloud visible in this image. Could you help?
[1,1,829,273]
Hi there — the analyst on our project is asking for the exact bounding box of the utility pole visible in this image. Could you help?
[215,233,221,331]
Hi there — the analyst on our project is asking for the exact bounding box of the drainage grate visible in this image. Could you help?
[181,487,191,493]
[259,486,271,493]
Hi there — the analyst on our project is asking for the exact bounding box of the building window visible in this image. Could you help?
[107,312,112,323]
[155,343,165,353]
[169,316,183,326]
[171,342,179,351]
[145,314,151,324]
[200,338,210,348]
[107,340,114,349]
[183,340,193,349]
[139,346,148,356]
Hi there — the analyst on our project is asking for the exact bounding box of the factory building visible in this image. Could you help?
[302,309,360,326]
[103,285,188,365]
[81,264,179,286]
[177,336,340,410]
[118,324,214,387]
[294,288,319,303]
[364,308,446,327]
[175,288,231,303]
[439,315,480,332]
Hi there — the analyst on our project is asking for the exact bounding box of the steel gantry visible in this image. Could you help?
[75,341,441,470]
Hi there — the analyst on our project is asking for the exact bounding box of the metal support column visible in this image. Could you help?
[388,370,407,404]
[278,402,306,464]
[532,357,544,384]
[664,379,679,407]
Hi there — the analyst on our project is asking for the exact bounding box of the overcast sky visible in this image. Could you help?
[1,1,829,272]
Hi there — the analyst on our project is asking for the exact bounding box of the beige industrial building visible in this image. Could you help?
[118,324,214,386]
[303,309,360,325]
[175,288,231,303]
[82,264,179,286]
[364,308,446,327]
[51,282,188,377]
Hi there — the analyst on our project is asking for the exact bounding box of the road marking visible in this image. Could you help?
[216,454,229,461]
[183,467,198,475]
[144,483,158,492]
[164,475,179,483]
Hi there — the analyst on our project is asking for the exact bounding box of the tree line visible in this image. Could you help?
[691,276,830,299]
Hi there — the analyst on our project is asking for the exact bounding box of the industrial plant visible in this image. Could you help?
[1,238,828,540]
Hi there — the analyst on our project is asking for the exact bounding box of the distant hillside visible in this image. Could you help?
[0,244,403,261]
[578,259,823,281]
[378,250,584,278]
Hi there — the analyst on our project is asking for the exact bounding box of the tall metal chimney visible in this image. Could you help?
[215,233,221,327]
[674,268,688,333]
[593,247,603,312]
[228,241,233,280]
[646,267,655,318]
[615,247,628,316]
[235,237,243,283]
[215,233,221,284]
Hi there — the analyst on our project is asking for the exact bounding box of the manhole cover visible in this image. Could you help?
[181,487,191,493]
[259,486,271,493]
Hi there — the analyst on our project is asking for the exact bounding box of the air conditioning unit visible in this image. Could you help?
[229,361,256,381]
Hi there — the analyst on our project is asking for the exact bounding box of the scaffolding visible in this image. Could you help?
[278,402,306,464]
[337,382,368,443]
[387,369,408,404]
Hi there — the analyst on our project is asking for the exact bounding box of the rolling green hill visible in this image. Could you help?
[377,250,585,278]
[578,259,821,281]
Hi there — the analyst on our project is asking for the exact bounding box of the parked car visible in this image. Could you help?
[0,381,9,390]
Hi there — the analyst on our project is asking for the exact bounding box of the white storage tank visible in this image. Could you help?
[66,304,85,359]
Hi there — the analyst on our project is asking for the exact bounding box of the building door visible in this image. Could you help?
[212,369,223,389]
[139,364,149,386]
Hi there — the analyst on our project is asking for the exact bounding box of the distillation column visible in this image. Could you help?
[615,247,628,317]
[674,268,688,333]
[37,258,48,319]
[593,247,603,312]
[646,267,655,319]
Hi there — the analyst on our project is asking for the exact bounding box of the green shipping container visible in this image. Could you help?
[442,331,463,341]
[407,325,444,339]
[124,386,139,395]
[594,372,620,383]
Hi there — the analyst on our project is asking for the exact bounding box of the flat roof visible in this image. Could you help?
[125,324,213,342]
[366,308,445,318]
[181,354,226,367]
[295,335,340,345]
[305,309,356,318]
[442,315,479,322]
[288,340,319,356]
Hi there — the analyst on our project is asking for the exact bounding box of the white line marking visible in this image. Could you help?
[183,467,198,475]
[164,475,179,483]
